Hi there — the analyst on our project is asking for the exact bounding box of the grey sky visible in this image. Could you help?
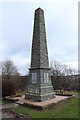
[0,0,78,75]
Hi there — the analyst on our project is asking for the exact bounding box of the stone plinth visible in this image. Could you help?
[7,95,75,110]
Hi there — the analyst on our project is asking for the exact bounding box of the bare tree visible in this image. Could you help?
[50,60,78,91]
[50,60,62,76]
[1,59,20,80]
[50,60,63,89]
[51,60,77,76]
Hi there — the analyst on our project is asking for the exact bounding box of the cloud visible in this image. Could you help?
[64,61,78,70]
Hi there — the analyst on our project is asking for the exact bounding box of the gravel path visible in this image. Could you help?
[2,103,18,109]
[1,103,31,119]
[2,103,18,119]
[2,108,31,119]
[2,109,14,118]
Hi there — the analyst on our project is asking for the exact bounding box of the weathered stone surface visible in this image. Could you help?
[31,8,49,68]
[25,8,55,101]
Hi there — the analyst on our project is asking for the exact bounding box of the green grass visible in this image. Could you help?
[13,98,79,118]
[16,90,26,95]
[63,91,80,95]
[55,90,79,95]
[2,99,13,105]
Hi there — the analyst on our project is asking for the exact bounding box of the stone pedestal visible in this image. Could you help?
[25,8,55,101]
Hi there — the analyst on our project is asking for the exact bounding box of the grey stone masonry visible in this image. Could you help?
[31,8,49,68]
[25,8,55,101]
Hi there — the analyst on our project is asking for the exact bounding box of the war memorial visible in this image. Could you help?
[1,4,78,118]
[2,8,74,112]
[25,8,55,102]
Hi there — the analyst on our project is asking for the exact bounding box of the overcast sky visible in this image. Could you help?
[0,0,78,75]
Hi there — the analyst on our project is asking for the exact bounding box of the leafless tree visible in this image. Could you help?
[50,60,78,91]
[50,60,63,89]
[1,59,20,80]
[50,60,62,76]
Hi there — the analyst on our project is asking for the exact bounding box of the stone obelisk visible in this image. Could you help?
[25,8,55,101]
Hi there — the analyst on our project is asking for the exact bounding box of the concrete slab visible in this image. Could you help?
[7,95,74,110]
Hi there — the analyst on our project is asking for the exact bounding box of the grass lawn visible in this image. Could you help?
[2,99,13,105]
[55,90,79,95]
[13,98,79,118]
[16,90,26,95]
[63,91,80,95]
